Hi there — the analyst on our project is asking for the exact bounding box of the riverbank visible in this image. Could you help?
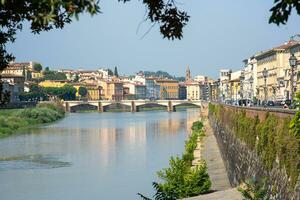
[0,102,65,137]
[185,105,242,200]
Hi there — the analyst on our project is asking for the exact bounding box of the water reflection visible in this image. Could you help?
[0,109,200,200]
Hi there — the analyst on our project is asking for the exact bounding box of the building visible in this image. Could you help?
[210,79,220,102]
[39,80,69,88]
[185,66,191,82]
[1,74,25,102]
[135,84,146,99]
[194,75,207,83]
[255,40,300,102]
[86,84,103,100]
[229,70,242,102]
[178,82,187,100]
[99,80,123,100]
[186,81,200,100]
[242,57,258,102]
[145,78,158,99]
[156,79,179,99]
[1,62,43,81]
[219,69,232,102]
[200,83,210,100]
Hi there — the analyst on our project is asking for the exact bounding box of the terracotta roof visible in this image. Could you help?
[274,40,300,50]
[1,74,25,78]
[156,79,179,83]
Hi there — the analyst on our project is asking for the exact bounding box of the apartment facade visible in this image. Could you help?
[156,79,179,99]
[255,40,300,102]
[186,81,200,100]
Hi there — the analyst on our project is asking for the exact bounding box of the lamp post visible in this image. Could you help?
[249,75,254,101]
[289,53,298,102]
[262,68,268,106]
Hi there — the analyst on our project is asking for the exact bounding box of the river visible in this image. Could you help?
[0,109,200,200]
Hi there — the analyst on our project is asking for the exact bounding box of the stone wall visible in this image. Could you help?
[209,106,300,200]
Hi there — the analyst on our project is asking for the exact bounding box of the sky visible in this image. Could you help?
[6,0,300,79]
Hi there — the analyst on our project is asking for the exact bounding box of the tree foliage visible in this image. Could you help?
[114,66,119,77]
[43,70,67,80]
[269,0,300,25]
[78,86,88,97]
[43,84,77,100]
[33,62,43,72]
[107,68,114,76]
[138,120,211,199]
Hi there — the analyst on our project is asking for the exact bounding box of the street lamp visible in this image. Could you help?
[289,53,298,102]
[262,68,268,106]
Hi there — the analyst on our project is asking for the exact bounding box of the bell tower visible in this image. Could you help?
[185,65,191,82]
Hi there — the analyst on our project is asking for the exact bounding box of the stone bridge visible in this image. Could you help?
[63,100,202,112]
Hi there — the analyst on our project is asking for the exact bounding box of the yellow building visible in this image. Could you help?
[99,80,123,100]
[156,79,179,99]
[255,40,300,102]
[186,81,200,100]
[86,84,103,100]
[38,80,68,88]
[31,71,43,79]
[229,70,241,102]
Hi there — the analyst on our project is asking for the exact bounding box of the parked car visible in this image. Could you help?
[267,101,275,106]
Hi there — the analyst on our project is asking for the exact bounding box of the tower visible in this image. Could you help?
[185,66,191,82]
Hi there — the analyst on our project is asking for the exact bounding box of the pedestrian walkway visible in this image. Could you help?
[184,188,242,200]
[185,106,242,200]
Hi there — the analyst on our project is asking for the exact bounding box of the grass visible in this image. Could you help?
[0,102,65,138]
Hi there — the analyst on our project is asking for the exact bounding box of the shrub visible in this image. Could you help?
[139,120,211,199]
[0,103,65,137]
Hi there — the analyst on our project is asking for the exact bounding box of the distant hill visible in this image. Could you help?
[143,71,185,82]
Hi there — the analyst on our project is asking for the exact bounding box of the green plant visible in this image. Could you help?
[209,103,300,189]
[238,179,270,200]
[0,102,65,137]
[139,120,211,199]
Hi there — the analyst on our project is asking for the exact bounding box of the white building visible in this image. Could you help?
[219,69,231,102]
[194,75,207,83]
[242,57,258,101]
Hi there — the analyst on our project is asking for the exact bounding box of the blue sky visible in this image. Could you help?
[7,0,300,79]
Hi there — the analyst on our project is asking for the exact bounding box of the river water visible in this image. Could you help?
[0,109,200,200]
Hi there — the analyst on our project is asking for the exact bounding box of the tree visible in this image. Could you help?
[33,63,43,72]
[114,66,119,77]
[107,68,114,76]
[29,84,41,92]
[45,67,50,72]
[43,70,67,80]
[42,84,77,100]
[2,90,11,104]
[78,86,88,97]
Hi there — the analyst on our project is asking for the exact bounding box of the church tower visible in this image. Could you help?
[185,66,191,82]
